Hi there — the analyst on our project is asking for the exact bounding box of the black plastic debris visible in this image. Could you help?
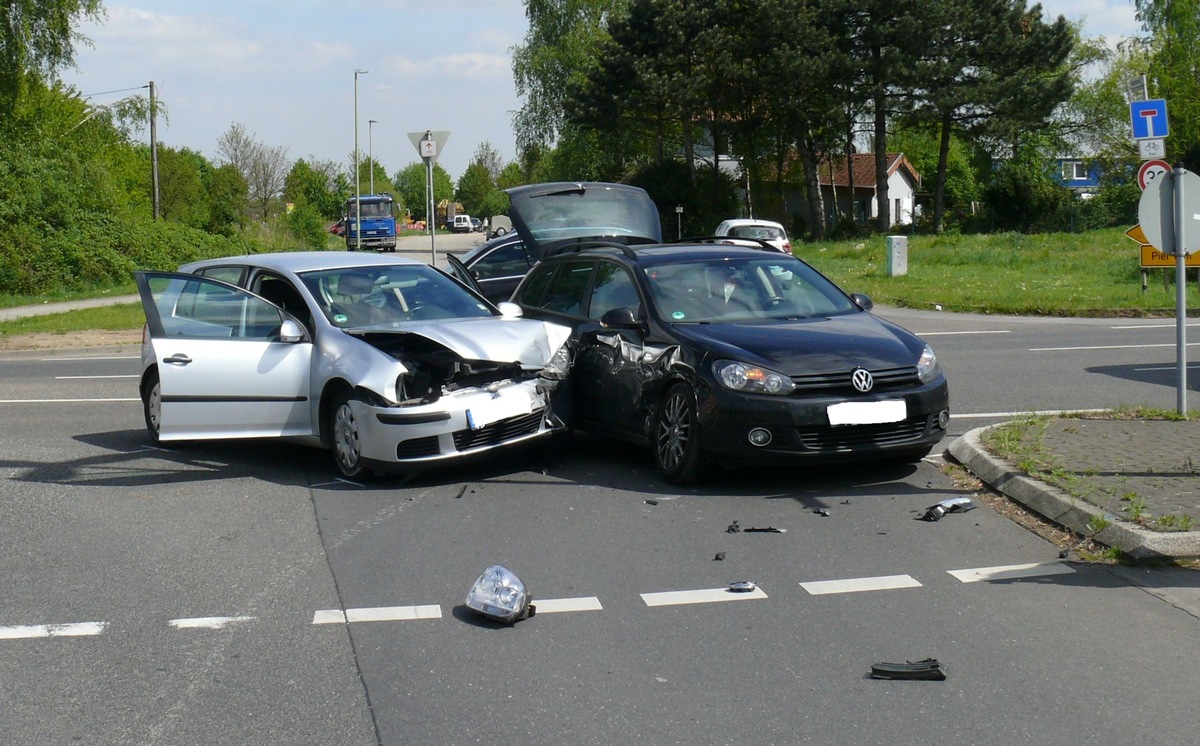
[869,658,947,681]
[744,526,787,533]
[813,508,831,517]
[454,485,467,499]
[918,497,976,522]
[726,521,741,534]
[728,581,756,592]
[714,552,726,561]
[645,499,658,506]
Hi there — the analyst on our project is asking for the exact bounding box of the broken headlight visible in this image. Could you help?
[713,360,795,395]
[540,342,570,381]
[465,565,535,623]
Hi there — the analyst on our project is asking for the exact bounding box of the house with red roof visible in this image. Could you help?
[814,152,921,228]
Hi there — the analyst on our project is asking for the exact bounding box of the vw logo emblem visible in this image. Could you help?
[851,368,874,393]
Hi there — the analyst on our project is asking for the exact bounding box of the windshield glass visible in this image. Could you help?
[728,225,784,240]
[512,185,661,245]
[299,265,493,328]
[348,200,393,219]
[644,257,858,323]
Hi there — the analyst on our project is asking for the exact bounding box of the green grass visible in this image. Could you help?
[0,302,144,337]
[804,228,1186,316]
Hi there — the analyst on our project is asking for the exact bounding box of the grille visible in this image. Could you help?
[396,435,441,460]
[790,366,920,396]
[453,411,544,451]
[796,417,930,452]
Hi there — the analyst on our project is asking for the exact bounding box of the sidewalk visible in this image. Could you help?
[0,295,140,322]
[949,417,1200,560]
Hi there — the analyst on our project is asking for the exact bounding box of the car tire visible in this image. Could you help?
[654,382,705,485]
[330,390,368,479]
[142,370,162,443]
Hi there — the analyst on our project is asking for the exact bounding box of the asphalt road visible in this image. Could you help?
[3,272,1200,743]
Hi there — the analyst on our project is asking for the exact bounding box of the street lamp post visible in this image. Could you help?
[368,119,378,195]
[353,68,369,251]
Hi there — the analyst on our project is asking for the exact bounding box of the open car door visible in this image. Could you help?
[135,271,314,441]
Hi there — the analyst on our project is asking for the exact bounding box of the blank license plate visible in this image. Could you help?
[466,392,534,430]
[827,400,907,426]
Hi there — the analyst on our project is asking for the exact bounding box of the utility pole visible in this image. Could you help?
[368,119,377,195]
[149,81,160,220]
[353,69,369,250]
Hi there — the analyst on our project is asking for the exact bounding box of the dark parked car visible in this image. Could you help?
[448,182,662,305]
[509,242,950,484]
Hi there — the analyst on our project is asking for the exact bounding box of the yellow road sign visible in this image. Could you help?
[1140,244,1200,267]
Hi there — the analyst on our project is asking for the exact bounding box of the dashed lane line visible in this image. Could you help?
[168,616,256,630]
[640,586,769,607]
[947,562,1076,583]
[313,605,443,624]
[0,622,107,639]
[799,574,922,596]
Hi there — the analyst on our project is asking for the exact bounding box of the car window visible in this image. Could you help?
[472,241,531,280]
[147,275,285,340]
[512,263,557,307]
[527,261,593,317]
[252,273,314,332]
[587,263,641,320]
[196,266,246,285]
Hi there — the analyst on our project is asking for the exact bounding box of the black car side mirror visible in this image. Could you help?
[600,307,641,329]
[850,293,874,311]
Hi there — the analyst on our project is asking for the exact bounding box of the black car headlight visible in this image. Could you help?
[916,344,940,383]
[713,360,795,395]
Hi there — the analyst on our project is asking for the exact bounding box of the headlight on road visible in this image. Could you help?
[713,360,795,395]
[465,565,535,623]
[917,344,940,383]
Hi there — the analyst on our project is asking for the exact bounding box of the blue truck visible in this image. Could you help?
[343,193,397,251]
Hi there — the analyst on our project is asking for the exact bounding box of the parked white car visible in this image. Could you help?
[714,218,792,253]
[135,252,571,479]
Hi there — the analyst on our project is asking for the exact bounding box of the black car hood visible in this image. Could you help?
[507,181,662,257]
[670,312,925,374]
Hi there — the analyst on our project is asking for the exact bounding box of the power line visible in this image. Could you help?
[81,85,149,98]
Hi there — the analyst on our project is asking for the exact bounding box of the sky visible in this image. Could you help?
[60,1,1142,183]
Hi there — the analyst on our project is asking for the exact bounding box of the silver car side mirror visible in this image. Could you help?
[279,318,307,343]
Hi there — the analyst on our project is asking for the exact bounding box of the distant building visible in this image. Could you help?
[1054,158,1102,197]
[804,152,921,228]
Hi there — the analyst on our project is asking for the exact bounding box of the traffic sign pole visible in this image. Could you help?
[1174,165,1189,416]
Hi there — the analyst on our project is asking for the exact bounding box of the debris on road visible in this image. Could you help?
[464,565,536,624]
[917,497,976,522]
[813,508,831,517]
[744,526,787,533]
[714,552,726,561]
[726,521,741,534]
[869,658,947,681]
[728,581,757,592]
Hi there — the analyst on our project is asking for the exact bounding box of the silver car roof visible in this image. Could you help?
[180,251,426,276]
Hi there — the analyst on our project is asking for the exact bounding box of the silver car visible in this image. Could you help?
[135,252,571,478]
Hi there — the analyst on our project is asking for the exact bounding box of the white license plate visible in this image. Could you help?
[466,391,534,430]
[827,400,907,426]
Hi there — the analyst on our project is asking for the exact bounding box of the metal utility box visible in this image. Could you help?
[886,235,908,276]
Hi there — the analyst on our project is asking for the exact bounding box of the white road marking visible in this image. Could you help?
[311,605,443,624]
[535,596,603,613]
[55,375,138,380]
[1111,322,1200,329]
[799,574,922,596]
[1135,364,1200,372]
[168,615,256,630]
[948,562,1075,583]
[0,622,107,639]
[1030,342,1200,352]
[916,330,1010,336]
[0,398,140,404]
[641,586,768,607]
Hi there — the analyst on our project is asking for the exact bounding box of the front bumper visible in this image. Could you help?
[694,377,950,464]
[352,378,561,468]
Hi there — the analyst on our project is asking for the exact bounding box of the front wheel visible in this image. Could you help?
[330,390,367,479]
[654,383,705,485]
[142,370,162,443]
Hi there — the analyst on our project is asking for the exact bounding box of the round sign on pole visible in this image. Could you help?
[1138,169,1200,254]
[1138,159,1171,191]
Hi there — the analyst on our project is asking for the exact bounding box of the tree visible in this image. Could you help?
[204,163,247,236]
[393,161,453,223]
[512,0,629,153]
[0,0,104,119]
[285,158,342,220]
[157,146,209,228]
[1134,0,1200,164]
[216,123,290,219]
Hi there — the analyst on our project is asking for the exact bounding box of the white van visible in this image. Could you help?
[451,215,472,233]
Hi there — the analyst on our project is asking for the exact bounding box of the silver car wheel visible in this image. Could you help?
[143,373,162,442]
[332,398,364,477]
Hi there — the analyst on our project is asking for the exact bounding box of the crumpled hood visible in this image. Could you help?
[673,313,926,374]
[360,317,571,368]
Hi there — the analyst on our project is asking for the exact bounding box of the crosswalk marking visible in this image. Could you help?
[799,574,922,596]
[641,586,768,607]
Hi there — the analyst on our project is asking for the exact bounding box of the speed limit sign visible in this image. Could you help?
[1138,159,1171,190]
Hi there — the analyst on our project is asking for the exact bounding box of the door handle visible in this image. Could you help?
[162,353,192,365]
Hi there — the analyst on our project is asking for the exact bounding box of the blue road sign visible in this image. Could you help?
[1130,99,1169,140]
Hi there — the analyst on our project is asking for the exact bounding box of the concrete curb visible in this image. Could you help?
[947,426,1200,560]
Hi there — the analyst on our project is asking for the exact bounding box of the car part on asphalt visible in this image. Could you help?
[744,526,787,533]
[714,552,726,561]
[869,658,947,681]
[465,565,536,624]
[918,497,976,522]
[726,521,741,534]
[728,581,757,592]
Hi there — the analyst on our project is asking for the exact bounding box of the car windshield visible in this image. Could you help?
[644,257,858,323]
[514,186,660,244]
[298,264,494,328]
